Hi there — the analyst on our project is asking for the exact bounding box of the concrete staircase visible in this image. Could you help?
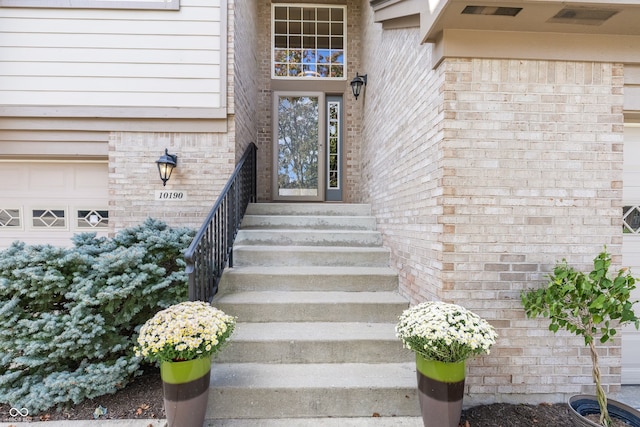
[205,203,421,426]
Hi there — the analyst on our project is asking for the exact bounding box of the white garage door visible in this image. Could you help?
[623,125,640,385]
[0,161,109,249]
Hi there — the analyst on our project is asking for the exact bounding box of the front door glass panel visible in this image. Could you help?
[274,93,324,200]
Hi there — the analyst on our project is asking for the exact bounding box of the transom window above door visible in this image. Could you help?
[272,4,346,79]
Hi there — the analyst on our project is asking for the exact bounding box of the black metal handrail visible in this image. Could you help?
[184,142,257,302]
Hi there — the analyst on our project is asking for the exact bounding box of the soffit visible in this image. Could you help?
[371,0,640,42]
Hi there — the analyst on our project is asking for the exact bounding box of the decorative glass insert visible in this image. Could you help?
[327,100,340,189]
[0,209,21,228]
[273,5,345,79]
[32,209,66,228]
[623,206,640,234]
[77,210,109,228]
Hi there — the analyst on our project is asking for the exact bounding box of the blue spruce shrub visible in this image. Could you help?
[0,218,194,413]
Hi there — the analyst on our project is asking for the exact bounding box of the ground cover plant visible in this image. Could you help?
[0,218,194,415]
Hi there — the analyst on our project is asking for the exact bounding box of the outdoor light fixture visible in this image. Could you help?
[156,148,178,186]
[350,72,367,100]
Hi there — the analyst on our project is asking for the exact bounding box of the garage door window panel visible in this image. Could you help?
[0,209,21,228]
[623,206,640,234]
[32,209,66,229]
[77,209,109,229]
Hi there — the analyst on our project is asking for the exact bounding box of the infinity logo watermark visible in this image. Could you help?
[9,407,29,417]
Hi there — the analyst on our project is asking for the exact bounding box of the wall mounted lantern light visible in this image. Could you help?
[350,72,367,100]
[156,148,178,186]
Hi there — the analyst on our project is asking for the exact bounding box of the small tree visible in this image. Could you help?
[521,249,639,427]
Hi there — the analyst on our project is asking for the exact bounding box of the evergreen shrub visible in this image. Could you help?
[0,218,195,413]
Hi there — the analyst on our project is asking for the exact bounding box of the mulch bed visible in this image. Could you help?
[1,371,581,426]
[0,368,165,423]
[459,402,579,426]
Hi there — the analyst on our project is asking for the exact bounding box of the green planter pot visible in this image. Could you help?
[161,356,211,427]
[415,354,466,427]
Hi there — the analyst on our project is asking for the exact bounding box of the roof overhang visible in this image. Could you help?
[371,0,640,66]
[371,0,640,39]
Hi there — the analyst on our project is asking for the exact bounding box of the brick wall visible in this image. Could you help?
[360,18,447,303]
[360,1,625,404]
[441,58,624,404]
[230,0,259,161]
[343,0,363,203]
[255,0,272,201]
[109,131,234,231]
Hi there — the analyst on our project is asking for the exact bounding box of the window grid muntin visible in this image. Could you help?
[0,208,21,228]
[623,206,640,234]
[77,209,109,228]
[327,100,340,189]
[272,4,346,79]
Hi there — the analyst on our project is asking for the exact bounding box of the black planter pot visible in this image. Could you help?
[568,395,640,427]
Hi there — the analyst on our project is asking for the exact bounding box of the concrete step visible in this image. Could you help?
[232,245,391,267]
[218,266,398,293]
[206,418,423,427]
[234,229,383,247]
[215,322,413,364]
[206,362,419,419]
[246,203,372,217]
[240,214,377,230]
[209,203,410,423]
[213,291,408,322]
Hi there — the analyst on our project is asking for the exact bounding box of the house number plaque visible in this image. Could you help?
[155,190,188,201]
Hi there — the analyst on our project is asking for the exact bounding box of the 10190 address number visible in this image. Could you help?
[154,191,187,201]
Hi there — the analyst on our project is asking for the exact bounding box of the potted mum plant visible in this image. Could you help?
[396,301,498,427]
[521,249,640,427]
[135,301,236,427]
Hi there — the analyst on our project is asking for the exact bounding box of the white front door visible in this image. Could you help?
[0,161,109,248]
[622,125,640,384]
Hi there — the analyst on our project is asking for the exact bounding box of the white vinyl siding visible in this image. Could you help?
[0,0,225,115]
[622,124,640,384]
[0,0,179,10]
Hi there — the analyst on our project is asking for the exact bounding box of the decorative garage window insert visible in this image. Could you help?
[623,206,640,234]
[32,209,66,229]
[0,209,21,228]
[272,4,346,79]
[77,210,109,228]
[0,0,179,10]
